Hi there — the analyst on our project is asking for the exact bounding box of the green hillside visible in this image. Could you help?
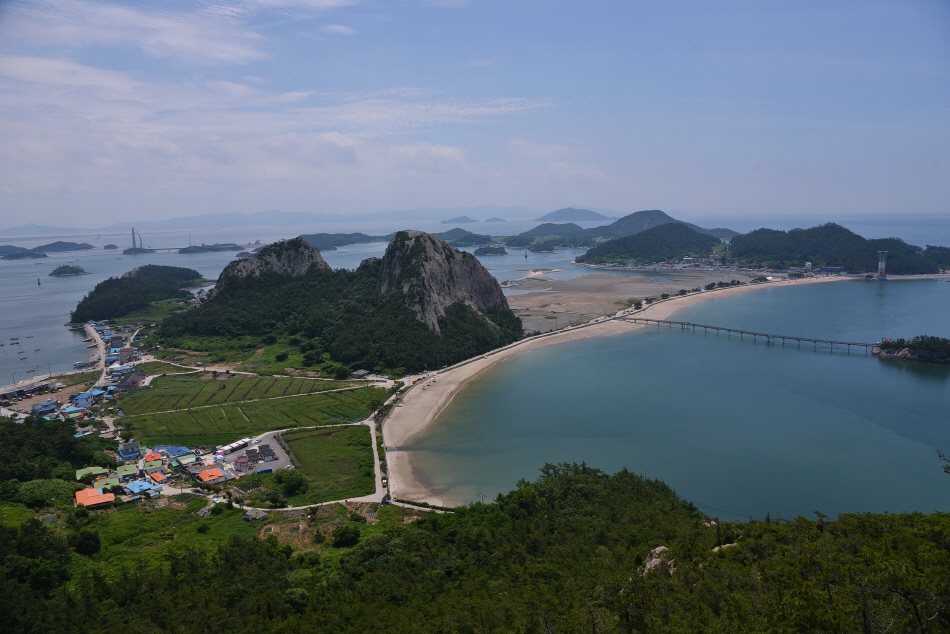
[3,461,948,632]
[576,223,722,265]
[730,223,942,274]
[71,265,203,322]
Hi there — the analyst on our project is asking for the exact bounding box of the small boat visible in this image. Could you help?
[35,349,41,352]
[19,356,27,360]
[26,336,32,338]
[10,337,18,340]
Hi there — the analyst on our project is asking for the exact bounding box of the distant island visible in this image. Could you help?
[875,335,950,365]
[178,243,244,254]
[484,217,506,222]
[71,264,204,322]
[474,246,508,256]
[441,216,478,224]
[298,232,393,251]
[729,224,949,274]
[103,244,118,250]
[434,228,492,247]
[157,234,522,375]
[1,241,93,260]
[535,207,614,222]
[502,209,738,249]
[49,264,90,277]
[575,223,722,265]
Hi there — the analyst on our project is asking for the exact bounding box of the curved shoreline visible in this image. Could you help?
[382,275,848,505]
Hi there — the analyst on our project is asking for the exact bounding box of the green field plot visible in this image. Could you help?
[117,374,362,415]
[129,387,388,446]
[271,425,375,505]
[133,361,197,376]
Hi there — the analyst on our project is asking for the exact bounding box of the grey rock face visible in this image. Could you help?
[213,238,329,295]
[380,231,509,331]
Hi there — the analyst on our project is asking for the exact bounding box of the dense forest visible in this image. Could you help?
[576,223,722,265]
[2,461,948,633]
[433,228,493,246]
[299,232,392,251]
[158,256,522,375]
[70,265,203,322]
[729,224,945,274]
[0,417,118,504]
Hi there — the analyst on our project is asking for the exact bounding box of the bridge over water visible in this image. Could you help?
[620,317,879,353]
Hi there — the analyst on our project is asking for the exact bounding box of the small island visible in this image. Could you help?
[178,243,244,254]
[49,264,90,277]
[875,335,950,365]
[474,246,508,256]
[103,244,119,250]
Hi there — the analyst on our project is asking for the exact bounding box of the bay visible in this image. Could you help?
[408,279,950,519]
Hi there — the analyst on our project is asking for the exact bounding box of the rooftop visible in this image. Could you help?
[197,468,226,482]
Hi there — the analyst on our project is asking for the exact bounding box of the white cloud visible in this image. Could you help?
[0,55,555,218]
[321,24,356,35]
[2,0,267,65]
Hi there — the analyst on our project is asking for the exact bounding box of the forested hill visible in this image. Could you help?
[576,223,722,265]
[3,462,948,632]
[506,209,738,248]
[159,234,521,374]
[70,265,202,322]
[729,223,946,274]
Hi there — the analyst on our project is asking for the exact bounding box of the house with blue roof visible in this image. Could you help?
[124,480,160,495]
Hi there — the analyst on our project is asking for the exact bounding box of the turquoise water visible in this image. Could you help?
[408,279,950,519]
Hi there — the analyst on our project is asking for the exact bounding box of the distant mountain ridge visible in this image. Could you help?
[576,223,722,265]
[535,208,616,222]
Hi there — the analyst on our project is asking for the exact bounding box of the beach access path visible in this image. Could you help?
[382,274,849,506]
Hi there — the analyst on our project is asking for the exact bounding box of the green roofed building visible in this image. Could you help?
[143,460,164,474]
[116,465,138,479]
[75,466,109,481]
[93,477,121,490]
[177,453,198,465]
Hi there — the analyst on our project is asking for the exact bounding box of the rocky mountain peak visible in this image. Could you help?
[213,238,329,295]
[380,230,509,331]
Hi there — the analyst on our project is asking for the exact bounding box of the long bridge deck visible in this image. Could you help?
[621,317,879,352]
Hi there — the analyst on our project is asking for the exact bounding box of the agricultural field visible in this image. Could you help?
[127,387,388,446]
[281,425,376,504]
[117,374,364,415]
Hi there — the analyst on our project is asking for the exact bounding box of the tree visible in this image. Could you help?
[69,530,100,556]
[331,524,360,547]
[274,470,307,496]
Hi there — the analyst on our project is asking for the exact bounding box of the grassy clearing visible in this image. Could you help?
[133,361,197,376]
[0,502,36,527]
[282,425,375,504]
[117,374,362,415]
[110,298,195,329]
[128,387,387,446]
[52,371,100,387]
[66,501,257,582]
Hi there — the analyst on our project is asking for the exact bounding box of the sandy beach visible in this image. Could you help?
[383,273,847,505]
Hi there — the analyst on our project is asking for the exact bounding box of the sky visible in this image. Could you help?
[0,0,948,227]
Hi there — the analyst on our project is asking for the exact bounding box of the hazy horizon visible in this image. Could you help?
[1,1,948,228]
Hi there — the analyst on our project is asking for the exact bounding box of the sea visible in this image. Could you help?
[2,216,949,521]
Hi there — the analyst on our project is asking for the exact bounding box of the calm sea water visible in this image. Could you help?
[408,279,950,519]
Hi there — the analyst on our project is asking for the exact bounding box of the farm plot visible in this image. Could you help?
[251,426,376,506]
[117,374,362,415]
[129,387,388,446]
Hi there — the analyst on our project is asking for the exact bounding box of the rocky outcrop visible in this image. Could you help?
[873,347,950,365]
[380,231,509,331]
[213,238,329,296]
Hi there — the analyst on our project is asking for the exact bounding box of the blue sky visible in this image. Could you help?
[0,0,948,226]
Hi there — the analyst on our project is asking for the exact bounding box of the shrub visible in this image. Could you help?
[70,530,101,556]
[275,351,289,362]
[331,524,360,547]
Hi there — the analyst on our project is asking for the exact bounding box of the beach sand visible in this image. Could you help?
[383,274,846,505]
